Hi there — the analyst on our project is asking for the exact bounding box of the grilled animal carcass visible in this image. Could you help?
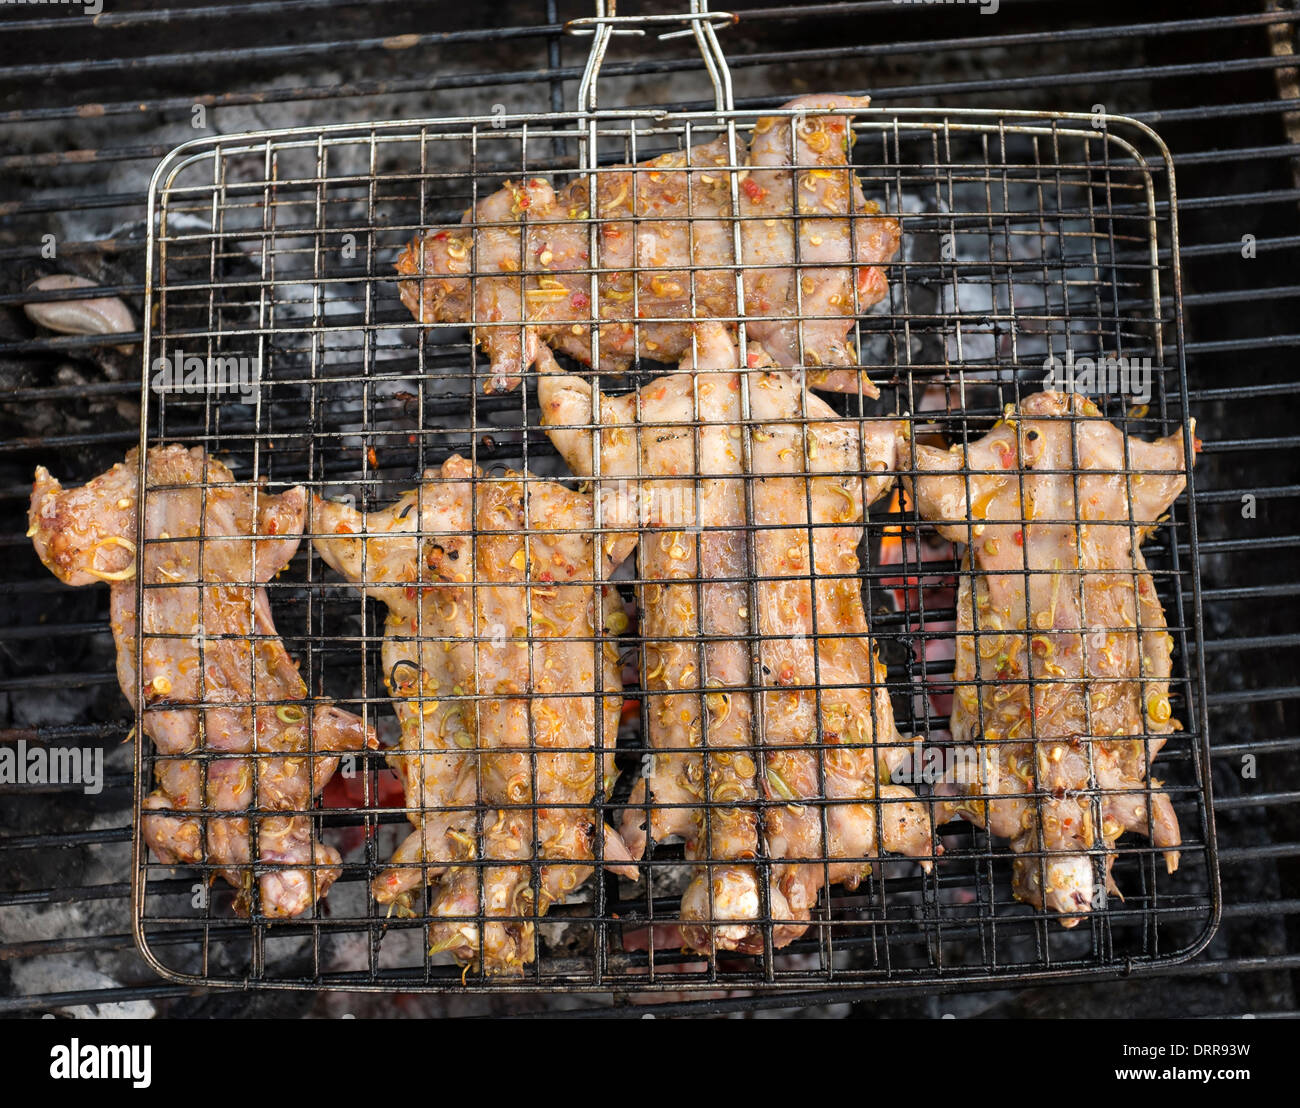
[28,446,375,918]
[396,94,899,396]
[903,391,1193,924]
[313,455,636,974]
[536,332,933,954]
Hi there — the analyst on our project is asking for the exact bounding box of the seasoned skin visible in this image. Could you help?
[313,456,634,974]
[903,391,1191,924]
[313,465,480,907]
[542,332,782,952]
[29,447,375,919]
[739,94,899,395]
[396,95,899,394]
[746,393,932,920]
[536,336,932,954]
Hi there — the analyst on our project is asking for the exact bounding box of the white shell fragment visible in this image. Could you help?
[22,274,136,354]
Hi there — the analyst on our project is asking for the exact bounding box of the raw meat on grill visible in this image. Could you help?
[535,331,933,954]
[902,391,1192,923]
[396,94,899,395]
[313,455,635,974]
[28,446,375,918]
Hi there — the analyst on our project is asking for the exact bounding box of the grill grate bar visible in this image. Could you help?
[0,0,441,34]
[4,7,1294,89]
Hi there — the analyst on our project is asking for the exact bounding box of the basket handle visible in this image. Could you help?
[566,0,737,112]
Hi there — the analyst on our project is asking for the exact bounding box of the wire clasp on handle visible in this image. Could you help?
[567,0,737,113]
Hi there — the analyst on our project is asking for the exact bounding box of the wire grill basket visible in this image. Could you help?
[129,5,1216,993]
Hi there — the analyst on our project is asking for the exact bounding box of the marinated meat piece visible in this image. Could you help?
[536,333,932,954]
[739,94,897,395]
[313,464,480,909]
[397,94,899,395]
[902,391,1192,924]
[314,456,635,974]
[29,446,375,918]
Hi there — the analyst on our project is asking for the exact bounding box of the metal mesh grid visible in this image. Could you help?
[129,104,1214,991]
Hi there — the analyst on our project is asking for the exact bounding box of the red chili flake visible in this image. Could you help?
[1193,436,1203,454]
[517,193,530,209]
[570,291,590,310]
[741,178,766,202]
[1013,530,1024,546]
[367,446,378,467]
[408,434,417,445]
[538,571,555,582]
[746,350,764,368]
[998,447,1015,469]
[266,518,278,535]
[334,523,355,534]
[432,231,448,241]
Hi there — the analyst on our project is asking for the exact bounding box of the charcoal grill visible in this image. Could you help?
[0,0,1295,1019]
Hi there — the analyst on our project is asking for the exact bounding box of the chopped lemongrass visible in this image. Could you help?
[1147,694,1172,723]
[705,690,731,723]
[87,536,137,582]
[766,766,798,802]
